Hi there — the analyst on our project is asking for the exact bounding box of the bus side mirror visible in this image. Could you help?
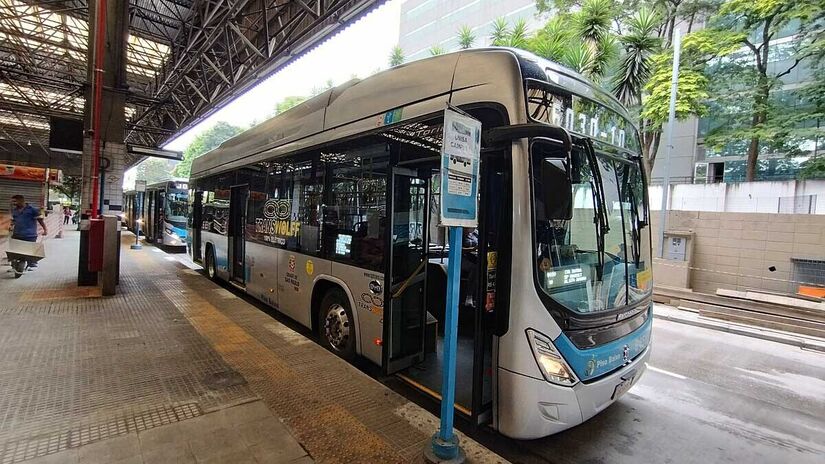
[540,158,573,220]
[533,138,572,221]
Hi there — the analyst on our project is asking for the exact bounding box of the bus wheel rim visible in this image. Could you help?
[323,304,350,351]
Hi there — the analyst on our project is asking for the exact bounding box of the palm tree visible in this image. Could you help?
[490,17,510,46]
[612,8,661,106]
[527,16,573,63]
[458,25,475,49]
[389,45,404,67]
[574,0,615,79]
[506,19,530,49]
[428,45,446,56]
[562,43,595,75]
[575,0,612,45]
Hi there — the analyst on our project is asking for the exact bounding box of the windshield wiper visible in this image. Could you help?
[581,137,609,281]
[622,163,642,267]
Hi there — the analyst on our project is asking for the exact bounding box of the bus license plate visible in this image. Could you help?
[611,374,635,400]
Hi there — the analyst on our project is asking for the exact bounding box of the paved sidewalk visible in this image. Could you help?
[653,303,825,353]
[23,401,310,464]
[0,230,506,464]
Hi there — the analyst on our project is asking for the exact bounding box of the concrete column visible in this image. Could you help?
[81,0,129,215]
[81,139,127,214]
[79,0,129,291]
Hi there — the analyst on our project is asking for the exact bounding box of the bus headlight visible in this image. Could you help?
[527,329,578,386]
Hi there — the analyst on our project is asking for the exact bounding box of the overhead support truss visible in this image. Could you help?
[0,0,383,169]
[127,0,383,148]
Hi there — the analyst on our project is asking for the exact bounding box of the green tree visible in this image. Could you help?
[389,45,405,66]
[612,8,661,106]
[506,19,531,49]
[529,16,574,63]
[274,96,307,115]
[490,17,510,46]
[172,121,244,178]
[694,0,822,181]
[52,175,82,203]
[529,0,719,178]
[798,157,825,179]
[428,45,446,56]
[457,25,476,49]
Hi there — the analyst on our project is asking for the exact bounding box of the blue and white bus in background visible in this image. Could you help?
[187,48,653,439]
[124,179,188,249]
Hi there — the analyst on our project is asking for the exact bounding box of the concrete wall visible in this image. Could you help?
[649,179,825,214]
[652,210,825,295]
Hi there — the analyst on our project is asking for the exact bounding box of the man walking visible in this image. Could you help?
[10,195,47,268]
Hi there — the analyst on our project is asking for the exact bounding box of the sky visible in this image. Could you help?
[161,0,402,153]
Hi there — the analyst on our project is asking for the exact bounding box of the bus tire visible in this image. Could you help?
[205,246,218,281]
[317,288,356,361]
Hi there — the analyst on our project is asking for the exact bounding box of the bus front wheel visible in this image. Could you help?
[318,289,356,361]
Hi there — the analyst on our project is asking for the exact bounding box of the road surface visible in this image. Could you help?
[493,317,825,464]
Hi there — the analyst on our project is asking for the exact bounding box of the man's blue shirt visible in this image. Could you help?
[12,205,40,239]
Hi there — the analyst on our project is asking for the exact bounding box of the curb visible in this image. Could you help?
[653,312,825,354]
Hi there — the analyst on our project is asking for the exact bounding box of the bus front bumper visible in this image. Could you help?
[496,345,650,439]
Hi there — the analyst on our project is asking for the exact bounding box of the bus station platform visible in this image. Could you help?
[0,230,506,464]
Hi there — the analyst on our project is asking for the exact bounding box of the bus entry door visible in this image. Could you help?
[229,185,249,284]
[383,169,429,374]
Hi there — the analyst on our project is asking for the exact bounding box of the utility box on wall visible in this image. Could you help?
[666,235,688,261]
[654,230,695,290]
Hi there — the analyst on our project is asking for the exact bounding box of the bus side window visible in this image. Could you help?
[324,142,389,271]
[268,155,323,255]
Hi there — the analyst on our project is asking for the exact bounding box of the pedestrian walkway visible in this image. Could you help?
[653,303,825,353]
[0,230,506,464]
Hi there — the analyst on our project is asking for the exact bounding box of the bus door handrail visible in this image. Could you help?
[391,259,427,299]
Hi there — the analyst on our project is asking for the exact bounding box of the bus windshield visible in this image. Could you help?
[532,142,652,315]
[165,190,188,227]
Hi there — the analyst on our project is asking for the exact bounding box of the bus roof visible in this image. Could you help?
[190,48,630,179]
[124,178,188,194]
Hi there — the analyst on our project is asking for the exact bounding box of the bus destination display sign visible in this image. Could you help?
[439,107,481,227]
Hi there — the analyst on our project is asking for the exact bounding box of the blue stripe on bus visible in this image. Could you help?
[553,309,652,382]
[168,225,187,239]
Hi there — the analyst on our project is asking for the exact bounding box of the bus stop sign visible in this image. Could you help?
[439,107,481,228]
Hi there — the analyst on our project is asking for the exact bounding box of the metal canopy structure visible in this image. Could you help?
[0,0,384,171]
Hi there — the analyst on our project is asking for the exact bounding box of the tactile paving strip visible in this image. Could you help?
[0,233,258,464]
[145,254,447,463]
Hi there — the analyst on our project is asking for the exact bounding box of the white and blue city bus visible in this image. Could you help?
[187,48,653,439]
[124,179,188,248]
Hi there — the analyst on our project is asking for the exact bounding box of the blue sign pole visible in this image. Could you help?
[429,225,464,461]
[427,106,478,463]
